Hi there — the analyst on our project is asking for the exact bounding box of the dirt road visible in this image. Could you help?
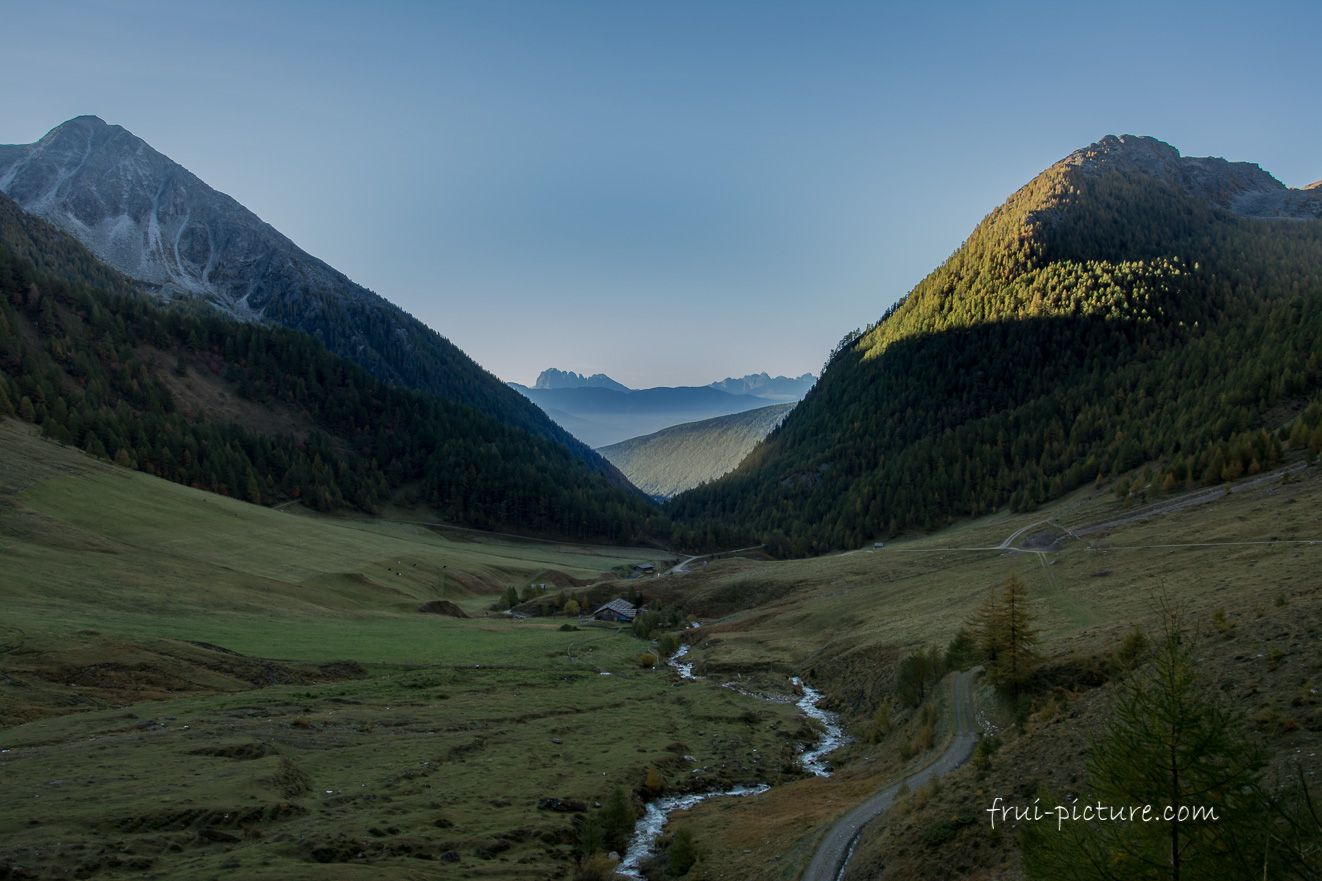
[800,670,979,881]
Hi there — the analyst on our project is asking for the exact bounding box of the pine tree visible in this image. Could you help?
[1021,612,1278,881]
[601,786,636,853]
[996,573,1041,692]
[973,573,1041,694]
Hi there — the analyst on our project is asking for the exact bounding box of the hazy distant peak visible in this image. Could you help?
[533,368,631,392]
[709,372,816,401]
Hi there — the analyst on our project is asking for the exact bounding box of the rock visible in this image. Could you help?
[537,797,587,813]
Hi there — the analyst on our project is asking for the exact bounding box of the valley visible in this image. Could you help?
[3,416,1319,880]
[0,421,808,879]
[508,370,811,451]
[599,404,795,499]
[1,118,1320,881]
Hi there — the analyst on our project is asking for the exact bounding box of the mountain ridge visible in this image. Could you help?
[0,115,629,484]
[0,189,664,540]
[533,368,631,392]
[668,135,1322,554]
[708,371,815,401]
[510,383,774,448]
[599,403,796,499]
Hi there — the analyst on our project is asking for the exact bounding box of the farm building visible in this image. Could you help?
[591,599,637,622]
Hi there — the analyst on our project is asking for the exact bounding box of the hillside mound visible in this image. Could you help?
[417,600,470,618]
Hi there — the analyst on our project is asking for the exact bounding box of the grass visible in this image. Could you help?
[0,420,808,879]
[3,417,1320,880]
[0,419,657,657]
[624,464,1322,881]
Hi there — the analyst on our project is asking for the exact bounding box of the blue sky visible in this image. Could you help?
[3,0,1320,387]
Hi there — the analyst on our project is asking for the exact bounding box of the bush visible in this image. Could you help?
[668,827,698,875]
[577,852,618,881]
[1211,608,1235,634]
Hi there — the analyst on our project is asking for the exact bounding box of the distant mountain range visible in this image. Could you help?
[506,382,766,449]
[599,404,795,498]
[508,369,812,448]
[670,134,1322,554]
[0,116,624,484]
[709,372,815,401]
[533,369,630,393]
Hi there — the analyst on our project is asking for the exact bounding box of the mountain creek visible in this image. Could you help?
[616,647,848,876]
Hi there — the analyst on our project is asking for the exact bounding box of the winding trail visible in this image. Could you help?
[801,670,979,881]
[666,544,766,574]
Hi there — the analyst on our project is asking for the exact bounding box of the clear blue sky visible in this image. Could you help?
[4,0,1319,388]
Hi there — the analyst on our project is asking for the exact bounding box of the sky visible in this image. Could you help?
[3,0,1320,388]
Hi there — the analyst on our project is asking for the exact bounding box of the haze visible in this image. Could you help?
[3,0,1318,387]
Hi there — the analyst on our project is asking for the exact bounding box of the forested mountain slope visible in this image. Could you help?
[599,403,794,499]
[0,192,664,543]
[669,136,1322,554]
[0,116,626,483]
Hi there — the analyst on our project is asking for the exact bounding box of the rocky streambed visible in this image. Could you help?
[616,646,848,877]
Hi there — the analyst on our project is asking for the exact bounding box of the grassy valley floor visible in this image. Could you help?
[4,417,1321,880]
[0,420,809,880]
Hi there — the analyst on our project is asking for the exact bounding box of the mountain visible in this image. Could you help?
[532,368,631,392]
[0,190,665,542]
[509,383,773,449]
[669,135,1322,555]
[599,403,795,499]
[0,116,625,483]
[709,372,815,401]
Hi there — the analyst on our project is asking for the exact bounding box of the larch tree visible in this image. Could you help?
[974,572,1041,694]
[1020,611,1290,881]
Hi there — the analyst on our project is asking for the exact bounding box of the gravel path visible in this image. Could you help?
[800,670,979,881]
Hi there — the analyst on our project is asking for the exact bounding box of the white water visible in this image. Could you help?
[791,676,851,776]
[616,784,771,878]
[618,648,850,872]
[669,643,698,680]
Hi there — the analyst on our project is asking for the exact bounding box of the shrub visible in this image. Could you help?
[668,827,698,875]
[1211,608,1235,634]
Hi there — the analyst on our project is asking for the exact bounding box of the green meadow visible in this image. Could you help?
[4,418,1321,881]
[0,421,808,879]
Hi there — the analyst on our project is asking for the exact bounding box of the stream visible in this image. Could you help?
[615,646,848,877]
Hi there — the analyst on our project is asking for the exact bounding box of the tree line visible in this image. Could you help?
[0,195,667,543]
[668,153,1322,554]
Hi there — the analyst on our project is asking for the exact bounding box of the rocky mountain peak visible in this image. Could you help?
[0,116,293,315]
[0,116,628,481]
[533,369,631,392]
[1059,134,1318,219]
